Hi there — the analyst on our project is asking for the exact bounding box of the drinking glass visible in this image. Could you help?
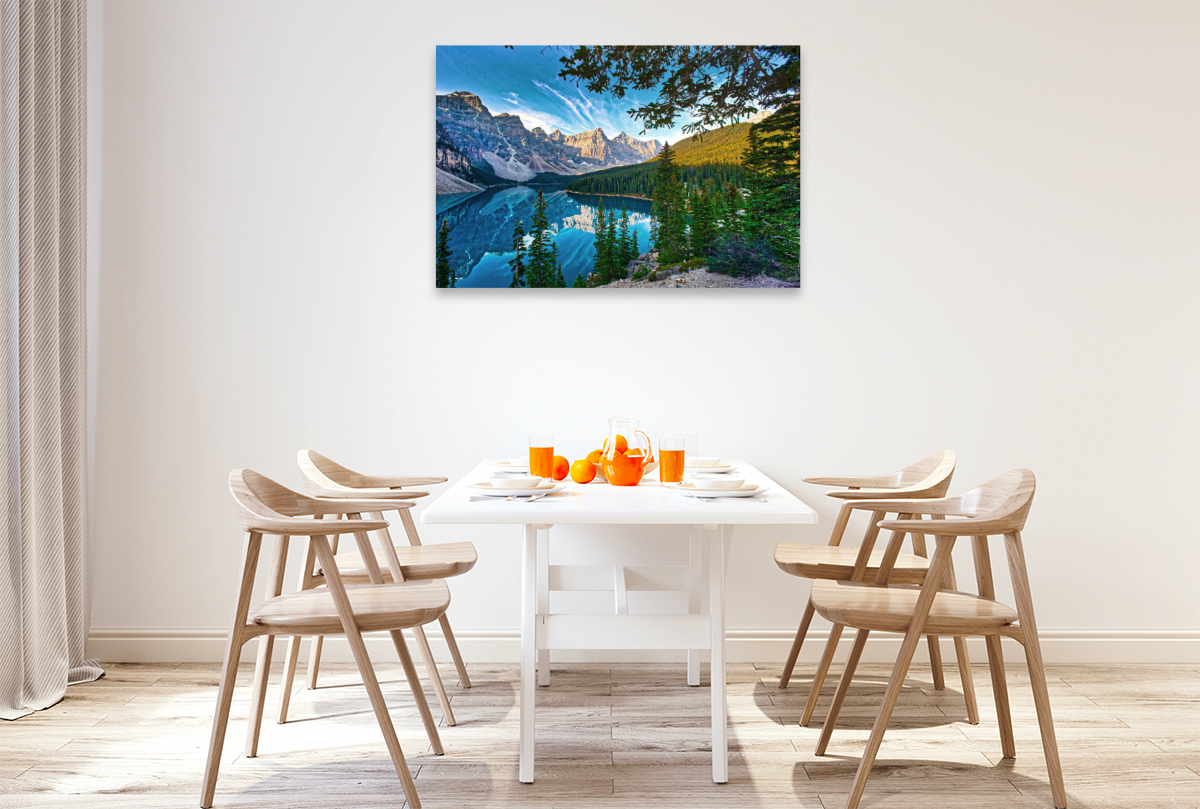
[529,433,554,478]
[658,432,686,483]
[681,432,699,480]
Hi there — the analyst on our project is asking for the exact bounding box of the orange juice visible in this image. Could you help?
[529,445,554,478]
[659,449,685,483]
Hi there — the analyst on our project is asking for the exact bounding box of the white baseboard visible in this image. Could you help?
[88,626,1200,665]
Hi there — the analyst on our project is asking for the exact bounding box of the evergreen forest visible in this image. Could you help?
[574,103,800,285]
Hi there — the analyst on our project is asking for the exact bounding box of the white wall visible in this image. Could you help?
[87,0,1200,663]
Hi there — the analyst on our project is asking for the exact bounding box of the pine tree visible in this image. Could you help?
[509,218,527,288]
[550,243,565,287]
[593,200,608,283]
[527,189,552,287]
[747,103,801,271]
[436,218,454,288]
[606,208,620,277]
[652,141,688,264]
[617,203,631,266]
[689,187,716,258]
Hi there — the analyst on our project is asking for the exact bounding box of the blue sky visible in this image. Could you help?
[436,46,698,144]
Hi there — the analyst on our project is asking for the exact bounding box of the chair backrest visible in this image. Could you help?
[827,450,957,502]
[296,449,445,498]
[940,469,1036,533]
[895,450,956,488]
[874,469,1036,537]
[298,450,373,493]
[230,468,318,530]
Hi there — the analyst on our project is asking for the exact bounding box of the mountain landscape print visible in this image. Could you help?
[435,46,800,288]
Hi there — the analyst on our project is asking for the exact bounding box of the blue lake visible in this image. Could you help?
[435,185,656,288]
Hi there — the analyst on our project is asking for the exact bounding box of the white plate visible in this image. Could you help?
[673,482,768,499]
[472,480,563,496]
[688,466,737,475]
[686,459,733,471]
[495,460,529,470]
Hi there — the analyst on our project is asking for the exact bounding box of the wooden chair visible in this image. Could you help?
[203,469,450,809]
[775,450,978,727]
[274,450,475,728]
[809,469,1066,809]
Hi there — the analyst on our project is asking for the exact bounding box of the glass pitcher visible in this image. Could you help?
[602,416,655,486]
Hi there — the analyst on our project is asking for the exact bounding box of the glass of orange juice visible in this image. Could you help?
[529,433,554,478]
[658,432,686,483]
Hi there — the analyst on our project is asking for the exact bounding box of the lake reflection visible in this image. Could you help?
[435,185,655,288]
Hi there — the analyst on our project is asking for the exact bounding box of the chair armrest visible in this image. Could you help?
[828,486,940,501]
[308,497,416,516]
[357,474,448,488]
[249,517,389,536]
[310,488,429,500]
[803,474,898,488]
[878,517,1008,536]
[840,496,958,514]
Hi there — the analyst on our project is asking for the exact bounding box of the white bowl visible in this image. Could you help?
[497,476,543,489]
[508,456,529,466]
[691,476,745,491]
[688,457,723,468]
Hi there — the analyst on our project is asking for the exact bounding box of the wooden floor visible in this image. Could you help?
[1,659,1197,808]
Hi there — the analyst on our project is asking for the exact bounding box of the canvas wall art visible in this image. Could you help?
[435,46,800,289]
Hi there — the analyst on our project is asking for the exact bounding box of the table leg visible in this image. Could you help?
[537,526,550,687]
[520,524,539,783]
[709,524,730,784]
[688,527,703,687]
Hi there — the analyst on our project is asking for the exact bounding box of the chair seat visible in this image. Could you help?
[774,542,931,585]
[249,580,451,635]
[810,580,1018,636]
[318,541,477,583]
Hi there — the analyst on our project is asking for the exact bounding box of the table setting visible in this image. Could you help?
[420,416,818,785]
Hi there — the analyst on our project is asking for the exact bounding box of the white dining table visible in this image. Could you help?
[420,459,818,784]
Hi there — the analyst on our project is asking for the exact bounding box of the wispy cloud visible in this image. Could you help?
[532,80,595,129]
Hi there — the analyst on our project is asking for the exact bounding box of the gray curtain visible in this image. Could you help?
[0,0,99,721]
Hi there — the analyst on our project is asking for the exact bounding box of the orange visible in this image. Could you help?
[551,455,569,481]
[586,448,603,464]
[602,435,629,455]
[569,459,597,484]
[626,448,644,456]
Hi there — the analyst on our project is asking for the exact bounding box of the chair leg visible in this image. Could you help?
[353,631,424,807]
[200,631,248,808]
[277,634,303,724]
[801,622,843,726]
[842,625,924,809]
[940,555,979,723]
[815,628,870,755]
[779,597,816,689]
[412,623,457,726]
[311,535,424,808]
[305,635,325,689]
[390,628,445,756]
[953,635,979,724]
[244,635,275,757]
[439,613,472,688]
[985,634,1015,756]
[910,530,947,691]
[201,533,262,809]
[245,534,288,757]
[840,536,957,809]
[925,635,946,690]
[1006,532,1067,809]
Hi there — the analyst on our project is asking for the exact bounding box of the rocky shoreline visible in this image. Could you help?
[588,253,800,289]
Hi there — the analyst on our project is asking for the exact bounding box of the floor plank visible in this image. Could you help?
[0,661,1196,808]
